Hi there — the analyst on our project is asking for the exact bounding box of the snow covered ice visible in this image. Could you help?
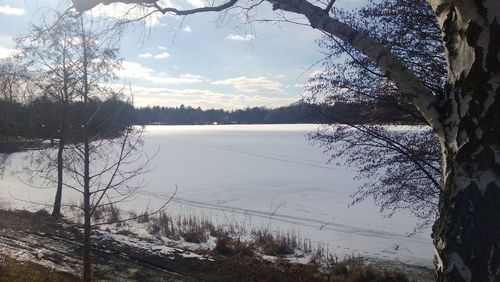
[0,124,433,267]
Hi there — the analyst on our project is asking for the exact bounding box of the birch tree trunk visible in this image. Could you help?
[80,15,92,282]
[51,120,64,218]
[53,52,70,219]
[428,0,500,280]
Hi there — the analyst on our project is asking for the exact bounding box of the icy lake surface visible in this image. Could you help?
[0,124,433,266]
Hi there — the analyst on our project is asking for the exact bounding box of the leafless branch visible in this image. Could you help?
[91,185,177,226]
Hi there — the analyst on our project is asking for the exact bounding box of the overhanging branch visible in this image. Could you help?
[71,0,239,15]
[324,0,336,13]
[270,0,442,133]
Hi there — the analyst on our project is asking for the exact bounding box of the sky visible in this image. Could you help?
[0,0,363,110]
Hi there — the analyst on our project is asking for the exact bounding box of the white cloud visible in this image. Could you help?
[225,34,255,41]
[138,52,170,59]
[158,46,168,50]
[186,0,206,8]
[183,26,192,32]
[212,76,283,93]
[0,47,14,59]
[118,61,202,85]
[0,5,26,16]
[154,52,170,59]
[0,35,14,48]
[111,84,298,110]
[294,83,307,89]
[180,74,202,80]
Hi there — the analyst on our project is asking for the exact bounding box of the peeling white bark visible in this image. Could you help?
[434,246,444,271]
[428,1,475,81]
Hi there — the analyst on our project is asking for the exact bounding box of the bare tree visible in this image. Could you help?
[0,61,25,104]
[70,0,500,280]
[9,12,149,280]
[0,61,28,140]
[69,15,152,281]
[0,61,31,174]
[15,12,83,218]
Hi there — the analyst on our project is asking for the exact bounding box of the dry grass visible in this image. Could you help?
[214,236,255,257]
[136,210,150,223]
[324,257,410,282]
[252,229,300,256]
[148,212,214,243]
[146,212,314,256]
[0,209,415,282]
[148,211,177,240]
[91,204,122,225]
[142,212,412,280]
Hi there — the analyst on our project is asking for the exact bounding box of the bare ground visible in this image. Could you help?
[0,209,330,281]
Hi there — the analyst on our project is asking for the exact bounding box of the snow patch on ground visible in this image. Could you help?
[92,230,212,261]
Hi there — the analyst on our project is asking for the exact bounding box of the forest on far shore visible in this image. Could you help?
[135,99,423,125]
[0,97,424,144]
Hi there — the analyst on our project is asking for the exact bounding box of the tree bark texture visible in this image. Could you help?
[428,0,500,280]
[51,131,64,218]
[81,16,92,282]
[52,109,67,218]
[83,137,91,282]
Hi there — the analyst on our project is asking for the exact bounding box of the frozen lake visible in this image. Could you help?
[0,124,433,266]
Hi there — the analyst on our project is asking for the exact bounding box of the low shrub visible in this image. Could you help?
[252,230,296,256]
[148,212,177,240]
[180,225,208,243]
[137,211,149,223]
[324,257,410,282]
[214,237,254,257]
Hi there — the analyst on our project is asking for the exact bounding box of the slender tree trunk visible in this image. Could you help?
[51,135,64,217]
[83,129,91,282]
[52,44,71,218]
[52,111,66,218]
[81,15,92,282]
[429,1,500,280]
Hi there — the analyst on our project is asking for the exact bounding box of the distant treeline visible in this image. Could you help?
[134,101,423,125]
[0,95,135,143]
[135,103,320,125]
[1,98,422,146]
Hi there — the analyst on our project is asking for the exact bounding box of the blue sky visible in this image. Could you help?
[0,0,362,109]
